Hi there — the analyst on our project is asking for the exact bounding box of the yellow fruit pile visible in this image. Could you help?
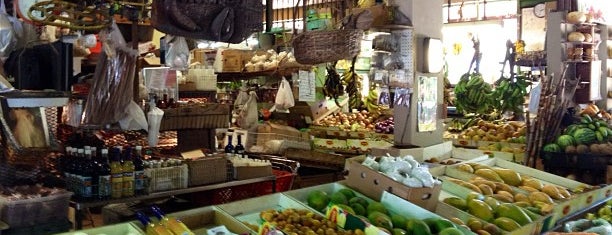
[459,120,526,142]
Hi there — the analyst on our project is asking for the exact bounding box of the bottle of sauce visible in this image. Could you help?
[110,148,124,199]
[122,147,135,197]
[133,146,146,195]
[97,148,112,200]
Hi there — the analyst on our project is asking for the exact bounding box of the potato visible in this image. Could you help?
[568,32,586,42]
[566,11,586,24]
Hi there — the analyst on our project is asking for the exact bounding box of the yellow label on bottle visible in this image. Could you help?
[111,173,123,198]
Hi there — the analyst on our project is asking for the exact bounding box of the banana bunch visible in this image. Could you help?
[343,69,363,110]
[444,76,455,106]
[364,89,381,115]
[492,76,531,115]
[323,64,344,107]
[454,73,494,115]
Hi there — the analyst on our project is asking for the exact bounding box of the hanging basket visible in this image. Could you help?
[292,29,363,65]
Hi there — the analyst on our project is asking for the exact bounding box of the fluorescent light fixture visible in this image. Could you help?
[424,37,444,73]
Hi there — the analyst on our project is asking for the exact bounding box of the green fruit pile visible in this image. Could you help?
[307,189,466,235]
[454,73,494,115]
[585,200,612,223]
[543,115,612,155]
[443,195,540,234]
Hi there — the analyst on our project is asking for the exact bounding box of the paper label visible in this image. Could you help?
[299,70,316,102]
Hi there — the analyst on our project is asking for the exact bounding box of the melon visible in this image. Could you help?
[543,143,561,153]
[573,128,597,145]
[556,135,575,149]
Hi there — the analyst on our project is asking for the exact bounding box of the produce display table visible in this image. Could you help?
[70,176,276,229]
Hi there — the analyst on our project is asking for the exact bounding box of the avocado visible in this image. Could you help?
[338,188,357,199]
[367,201,388,216]
[350,203,366,216]
[367,211,393,231]
[330,191,348,205]
[390,214,408,229]
[349,197,369,209]
[467,200,494,222]
[439,227,465,235]
[307,190,330,212]
[406,219,432,235]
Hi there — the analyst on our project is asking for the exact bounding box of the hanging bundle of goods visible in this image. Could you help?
[492,75,531,116]
[343,57,363,110]
[454,73,494,115]
[323,63,345,107]
[525,67,579,166]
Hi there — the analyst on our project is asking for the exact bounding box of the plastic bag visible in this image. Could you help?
[0,0,16,58]
[234,84,250,106]
[119,101,148,131]
[237,91,258,129]
[165,35,189,70]
[272,77,294,112]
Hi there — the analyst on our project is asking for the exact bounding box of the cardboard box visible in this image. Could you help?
[313,138,347,150]
[233,165,273,180]
[165,206,252,234]
[371,141,453,162]
[56,222,144,235]
[446,157,602,229]
[344,157,441,211]
[346,139,393,152]
[216,193,313,234]
[213,49,251,73]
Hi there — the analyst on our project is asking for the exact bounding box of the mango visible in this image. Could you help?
[468,163,492,171]
[514,193,530,203]
[467,217,483,231]
[474,169,504,183]
[330,191,348,205]
[490,194,514,203]
[349,197,369,209]
[350,202,366,216]
[520,207,541,221]
[367,201,388,215]
[468,199,494,222]
[483,223,503,235]
[493,217,521,231]
[529,192,554,204]
[494,203,532,226]
[542,184,565,200]
[424,218,456,234]
[521,178,543,191]
[496,191,514,200]
[449,217,465,226]
[556,186,571,198]
[514,201,532,208]
[307,190,330,212]
[471,179,497,191]
[338,188,356,199]
[457,164,475,173]
[368,211,393,231]
[391,214,407,229]
[406,219,432,235]
[466,192,485,202]
[484,196,501,210]
[493,182,514,194]
[444,197,468,211]
[456,181,483,194]
[475,229,492,235]
[478,184,494,195]
[439,227,464,235]
[492,168,522,186]
[392,228,407,235]
[519,185,540,193]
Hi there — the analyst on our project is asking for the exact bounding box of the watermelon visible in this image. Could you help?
[573,128,597,145]
[543,143,562,152]
[598,127,609,138]
[556,135,576,149]
[564,124,580,136]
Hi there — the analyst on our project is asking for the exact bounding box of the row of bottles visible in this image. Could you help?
[136,206,195,235]
[223,130,245,158]
[60,145,146,200]
[151,88,177,109]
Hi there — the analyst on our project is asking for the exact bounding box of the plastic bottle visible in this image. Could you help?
[151,206,195,235]
[110,148,124,199]
[136,211,173,235]
[133,146,146,195]
[122,147,135,197]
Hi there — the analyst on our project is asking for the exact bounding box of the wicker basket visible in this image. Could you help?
[292,29,363,65]
[186,155,227,186]
[159,103,230,131]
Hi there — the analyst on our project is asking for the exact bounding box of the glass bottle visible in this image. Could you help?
[110,148,124,199]
[133,146,146,195]
[234,134,245,157]
[81,149,94,200]
[97,148,112,200]
[224,131,235,158]
[122,147,135,197]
